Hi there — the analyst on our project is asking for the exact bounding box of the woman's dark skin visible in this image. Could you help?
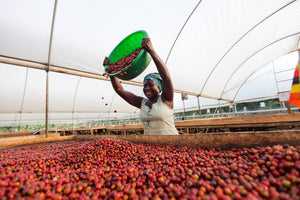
[103,38,174,110]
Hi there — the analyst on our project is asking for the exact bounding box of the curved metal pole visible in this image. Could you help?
[197,96,201,118]
[199,0,296,95]
[222,67,274,98]
[165,0,203,64]
[229,33,300,102]
[46,0,58,137]
[212,100,220,118]
[272,61,282,110]
[19,68,29,131]
[221,33,300,100]
[72,77,82,134]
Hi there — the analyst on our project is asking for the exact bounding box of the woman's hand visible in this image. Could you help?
[141,38,154,54]
[103,57,110,66]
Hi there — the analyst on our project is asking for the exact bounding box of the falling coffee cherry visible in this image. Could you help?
[114,110,117,113]
[101,97,104,99]
[105,103,108,106]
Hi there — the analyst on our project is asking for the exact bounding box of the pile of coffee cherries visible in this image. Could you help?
[105,49,142,75]
[0,139,299,199]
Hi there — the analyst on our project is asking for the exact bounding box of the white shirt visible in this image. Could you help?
[140,95,179,135]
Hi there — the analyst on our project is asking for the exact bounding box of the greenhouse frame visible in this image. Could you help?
[0,0,300,132]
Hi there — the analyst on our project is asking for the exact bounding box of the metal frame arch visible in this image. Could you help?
[165,0,203,64]
[225,32,300,103]
[199,0,296,95]
[222,68,275,100]
[47,0,58,68]
[72,76,82,130]
[18,68,29,131]
[45,0,58,137]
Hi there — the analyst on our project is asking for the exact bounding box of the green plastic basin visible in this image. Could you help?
[104,30,152,80]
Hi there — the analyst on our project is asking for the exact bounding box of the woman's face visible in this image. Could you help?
[143,79,160,100]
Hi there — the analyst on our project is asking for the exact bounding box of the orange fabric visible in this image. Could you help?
[289,60,300,107]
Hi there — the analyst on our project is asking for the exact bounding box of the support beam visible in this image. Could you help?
[0,56,230,101]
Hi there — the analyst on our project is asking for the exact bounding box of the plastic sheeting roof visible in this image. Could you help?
[0,0,300,127]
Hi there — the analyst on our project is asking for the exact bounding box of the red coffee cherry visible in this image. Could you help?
[105,49,141,74]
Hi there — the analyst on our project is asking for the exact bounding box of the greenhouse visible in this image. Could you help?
[0,0,300,199]
[0,0,300,128]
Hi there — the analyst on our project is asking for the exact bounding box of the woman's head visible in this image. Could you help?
[143,73,162,99]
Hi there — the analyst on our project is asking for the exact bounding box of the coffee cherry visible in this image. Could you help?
[105,49,142,75]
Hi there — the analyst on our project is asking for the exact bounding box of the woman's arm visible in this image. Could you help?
[103,57,143,109]
[110,76,143,109]
[142,38,174,108]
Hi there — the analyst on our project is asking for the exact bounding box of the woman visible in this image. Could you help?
[103,38,178,135]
